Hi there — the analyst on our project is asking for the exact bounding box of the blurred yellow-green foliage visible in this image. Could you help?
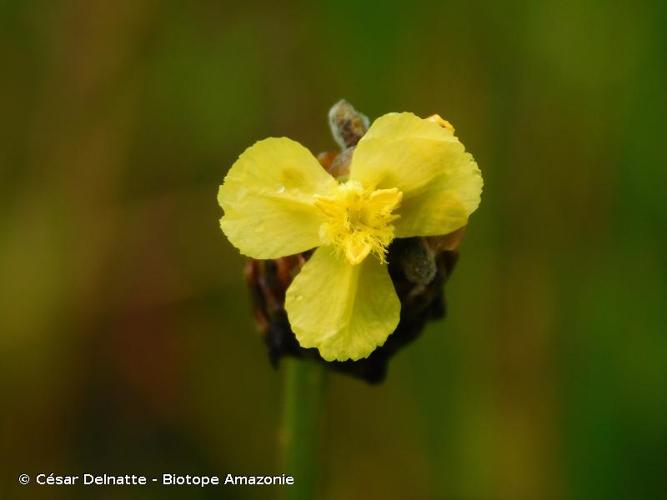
[1,0,666,499]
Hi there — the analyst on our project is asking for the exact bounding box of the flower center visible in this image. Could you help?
[314,180,402,265]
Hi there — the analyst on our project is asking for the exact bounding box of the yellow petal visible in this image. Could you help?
[285,247,400,361]
[349,112,483,237]
[394,162,482,237]
[218,137,337,258]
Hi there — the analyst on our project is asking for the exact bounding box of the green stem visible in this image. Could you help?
[281,358,325,500]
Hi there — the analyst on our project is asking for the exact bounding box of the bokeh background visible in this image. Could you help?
[2,0,666,499]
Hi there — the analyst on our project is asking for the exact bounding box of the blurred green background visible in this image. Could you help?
[1,0,666,499]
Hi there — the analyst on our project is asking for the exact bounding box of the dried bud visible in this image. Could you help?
[328,99,370,149]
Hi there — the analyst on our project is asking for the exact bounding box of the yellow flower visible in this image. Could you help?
[218,112,483,361]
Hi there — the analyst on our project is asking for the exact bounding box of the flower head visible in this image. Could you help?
[218,112,483,361]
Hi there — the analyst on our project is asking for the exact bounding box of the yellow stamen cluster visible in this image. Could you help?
[314,181,402,265]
